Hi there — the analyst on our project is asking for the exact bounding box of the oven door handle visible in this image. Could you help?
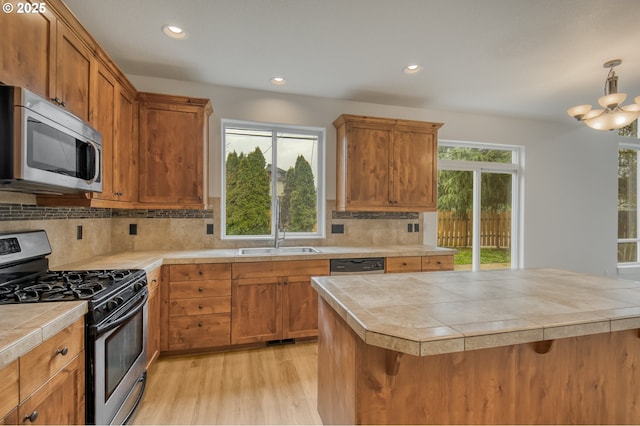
[92,291,148,336]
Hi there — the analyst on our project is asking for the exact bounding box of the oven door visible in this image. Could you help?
[91,290,147,425]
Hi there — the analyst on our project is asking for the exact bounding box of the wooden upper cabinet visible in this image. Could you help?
[113,86,138,202]
[334,114,443,212]
[90,64,116,201]
[0,3,92,121]
[0,1,56,96]
[138,92,212,208]
[55,23,93,121]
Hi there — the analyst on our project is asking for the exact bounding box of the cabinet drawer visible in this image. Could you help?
[422,255,454,271]
[386,256,422,273]
[18,353,85,425]
[170,296,231,317]
[169,314,231,351]
[0,360,18,419]
[19,318,84,400]
[170,264,231,281]
[170,279,231,298]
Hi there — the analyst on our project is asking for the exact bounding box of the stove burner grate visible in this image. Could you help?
[0,269,143,305]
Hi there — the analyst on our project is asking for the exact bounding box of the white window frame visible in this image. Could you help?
[438,140,524,271]
[220,118,326,241]
[617,139,640,269]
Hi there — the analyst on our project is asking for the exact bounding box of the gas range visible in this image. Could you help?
[0,231,146,326]
[0,230,149,425]
[0,268,147,324]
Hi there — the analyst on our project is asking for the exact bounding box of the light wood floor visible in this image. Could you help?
[130,341,323,425]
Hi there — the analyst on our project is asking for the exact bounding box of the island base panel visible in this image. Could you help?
[317,298,640,425]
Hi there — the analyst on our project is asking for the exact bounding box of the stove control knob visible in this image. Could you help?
[106,300,119,312]
[134,281,146,291]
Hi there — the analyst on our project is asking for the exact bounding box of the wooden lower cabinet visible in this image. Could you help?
[422,255,454,271]
[0,409,17,425]
[386,256,422,273]
[0,360,18,422]
[164,264,232,352]
[231,260,329,345]
[13,317,85,425]
[386,255,454,273]
[18,354,84,425]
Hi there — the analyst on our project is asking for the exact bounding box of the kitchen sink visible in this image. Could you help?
[237,246,321,255]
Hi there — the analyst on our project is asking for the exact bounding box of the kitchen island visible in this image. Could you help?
[311,268,640,424]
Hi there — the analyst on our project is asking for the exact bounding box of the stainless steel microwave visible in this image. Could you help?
[0,85,102,194]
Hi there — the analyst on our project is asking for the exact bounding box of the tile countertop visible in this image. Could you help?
[0,245,452,367]
[311,268,640,357]
[54,244,454,271]
[0,301,87,369]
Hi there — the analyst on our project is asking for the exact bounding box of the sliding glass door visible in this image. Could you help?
[437,142,521,271]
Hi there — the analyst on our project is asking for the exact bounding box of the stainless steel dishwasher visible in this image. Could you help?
[330,257,385,275]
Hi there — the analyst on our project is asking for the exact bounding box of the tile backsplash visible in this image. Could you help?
[0,194,425,267]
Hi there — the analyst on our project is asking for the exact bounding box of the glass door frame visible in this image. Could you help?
[618,141,640,267]
[438,140,523,271]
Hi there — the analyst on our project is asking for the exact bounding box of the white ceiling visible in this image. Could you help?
[64,0,640,124]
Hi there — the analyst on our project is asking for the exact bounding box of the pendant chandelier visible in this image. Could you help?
[567,59,640,131]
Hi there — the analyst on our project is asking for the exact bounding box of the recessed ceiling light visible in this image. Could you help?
[271,77,286,85]
[162,24,188,40]
[403,64,423,74]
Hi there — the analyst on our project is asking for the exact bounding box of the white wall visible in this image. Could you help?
[130,75,619,276]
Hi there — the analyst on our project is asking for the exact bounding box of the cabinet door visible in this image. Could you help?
[0,2,56,97]
[113,87,138,202]
[0,360,18,421]
[344,124,392,209]
[282,276,319,339]
[138,99,207,206]
[18,354,84,425]
[55,23,92,121]
[90,64,116,200]
[231,277,282,344]
[391,127,437,210]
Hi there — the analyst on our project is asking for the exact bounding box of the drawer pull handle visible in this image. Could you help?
[198,322,203,327]
[198,287,204,292]
[56,347,69,356]
[198,304,203,309]
[24,410,39,423]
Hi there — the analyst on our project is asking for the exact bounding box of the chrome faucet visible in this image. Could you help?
[274,197,286,248]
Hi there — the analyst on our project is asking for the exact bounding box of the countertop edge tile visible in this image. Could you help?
[365,331,421,356]
[542,320,611,340]
[611,316,640,332]
[464,328,544,352]
[420,338,465,356]
[0,302,87,368]
[0,327,42,370]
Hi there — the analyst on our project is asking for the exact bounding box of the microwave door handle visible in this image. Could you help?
[85,140,100,184]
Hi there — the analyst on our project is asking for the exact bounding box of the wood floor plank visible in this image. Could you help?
[130,341,322,425]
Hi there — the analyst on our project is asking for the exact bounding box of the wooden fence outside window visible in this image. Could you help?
[437,210,511,248]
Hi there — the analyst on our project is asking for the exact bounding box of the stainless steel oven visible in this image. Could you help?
[89,288,148,425]
[0,85,102,194]
[0,230,148,425]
